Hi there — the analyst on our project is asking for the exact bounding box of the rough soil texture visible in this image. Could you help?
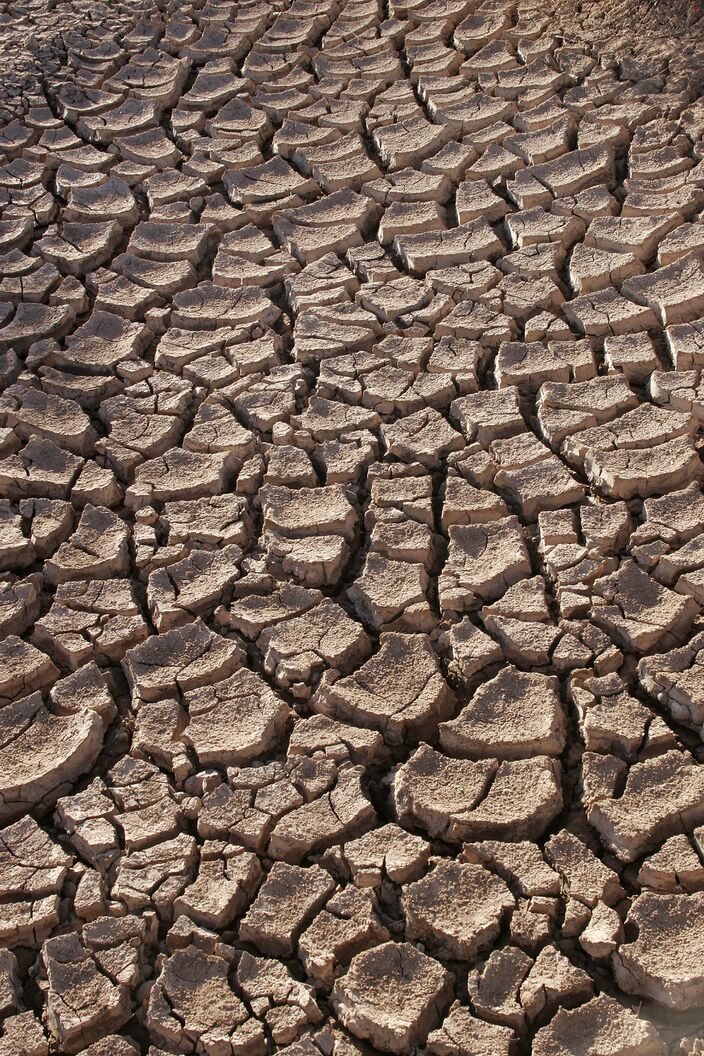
[3,0,704,1053]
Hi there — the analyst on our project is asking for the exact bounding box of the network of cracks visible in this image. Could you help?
[2,0,704,1053]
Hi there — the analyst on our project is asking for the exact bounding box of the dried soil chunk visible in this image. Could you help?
[585,434,702,500]
[568,244,645,295]
[147,544,243,630]
[33,579,148,669]
[520,945,594,1022]
[468,945,532,1029]
[315,632,454,745]
[267,764,375,863]
[0,303,74,355]
[114,127,181,169]
[225,156,317,208]
[463,839,560,898]
[451,387,525,445]
[174,843,262,930]
[494,448,585,522]
[394,221,503,275]
[437,300,517,347]
[79,1039,138,1056]
[613,891,704,1010]
[440,667,565,760]
[301,133,382,194]
[0,384,95,456]
[0,948,20,1017]
[544,830,623,907]
[0,682,108,824]
[455,757,563,842]
[605,333,660,382]
[239,862,335,957]
[274,190,380,265]
[570,671,652,756]
[666,319,704,369]
[126,448,237,509]
[162,494,252,550]
[622,255,704,326]
[0,437,83,501]
[41,932,131,1054]
[0,503,35,572]
[64,176,137,226]
[531,145,613,197]
[112,833,197,917]
[638,834,704,892]
[109,760,182,852]
[123,620,243,703]
[233,364,309,434]
[537,375,638,449]
[441,616,503,682]
[439,516,531,615]
[222,579,322,641]
[133,699,190,782]
[367,471,434,530]
[481,617,561,668]
[633,482,704,548]
[564,286,659,337]
[172,281,280,332]
[373,117,449,171]
[347,555,433,634]
[59,310,149,374]
[561,400,696,463]
[336,823,431,889]
[331,942,453,1054]
[299,886,389,987]
[146,945,259,1055]
[183,403,256,459]
[392,743,497,842]
[259,598,371,697]
[0,816,70,947]
[0,634,58,705]
[35,221,123,276]
[236,951,322,1045]
[580,900,623,958]
[495,339,596,390]
[127,221,211,264]
[262,483,356,540]
[591,559,699,652]
[183,669,290,767]
[589,750,704,862]
[506,207,583,251]
[382,408,464,468]
[532,993,666,1056]
[45,505,129,585]
[0,1012,48,1056]
[426,1003,517,1056]
[262,485,354,588]
[638,631,704,734]
[288,714,384,767]
[54,777,118,872]
[403,860,514,960]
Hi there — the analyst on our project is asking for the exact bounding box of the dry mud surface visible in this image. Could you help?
[4,0,704,1053]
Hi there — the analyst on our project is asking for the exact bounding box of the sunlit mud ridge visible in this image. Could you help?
[2,0,704,1053]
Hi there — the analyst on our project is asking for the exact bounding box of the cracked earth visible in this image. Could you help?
[4,0,704,1054]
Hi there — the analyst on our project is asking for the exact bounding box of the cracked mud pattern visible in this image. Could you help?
[4,0,704,1054]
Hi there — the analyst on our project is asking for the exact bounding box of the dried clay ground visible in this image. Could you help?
[5,0,704,1053]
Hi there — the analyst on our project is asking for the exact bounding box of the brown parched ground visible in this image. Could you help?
[3,0,704,1052]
